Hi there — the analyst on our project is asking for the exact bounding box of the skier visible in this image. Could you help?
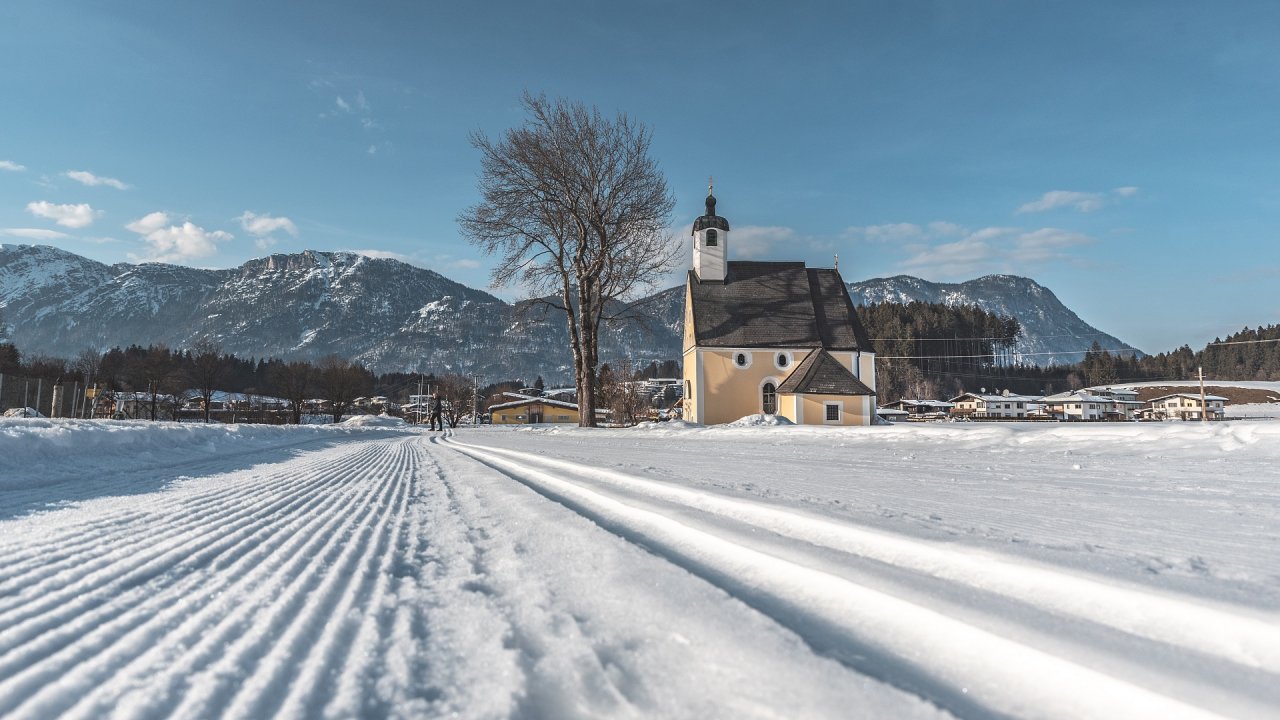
[429,391,444,431]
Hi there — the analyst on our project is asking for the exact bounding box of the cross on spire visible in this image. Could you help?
[707,175,714,197]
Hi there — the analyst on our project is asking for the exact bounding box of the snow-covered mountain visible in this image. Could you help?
[0,244,679,380]
[1,245,1135,376]
[848,274,1141,365]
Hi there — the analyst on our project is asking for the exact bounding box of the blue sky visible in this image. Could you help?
[2,1,1278,354]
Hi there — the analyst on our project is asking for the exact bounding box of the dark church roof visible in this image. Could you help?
[776,349,876,396]
[687,262,875,351]
[691,193,730,233]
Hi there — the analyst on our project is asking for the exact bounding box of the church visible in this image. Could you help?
[681,187,878,425]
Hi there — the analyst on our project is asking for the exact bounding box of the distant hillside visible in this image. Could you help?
[848,274,1141,366]
[0,244,680,381]
[2,244,1142,378]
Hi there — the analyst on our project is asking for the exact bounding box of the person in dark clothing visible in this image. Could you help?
[429,392,444,431]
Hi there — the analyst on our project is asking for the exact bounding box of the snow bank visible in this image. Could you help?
[0,418,414,492]
[2,407,44,418]
[340,413,406,427]
[725,413,794,427]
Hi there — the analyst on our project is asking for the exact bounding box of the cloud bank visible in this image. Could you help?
[27,201,101,228]
[127,211,232,263]
[65,170,130,190]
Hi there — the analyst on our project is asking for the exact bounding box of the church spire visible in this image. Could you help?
[692,179,729,283]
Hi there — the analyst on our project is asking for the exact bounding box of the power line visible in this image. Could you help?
[1208,337,1280,346]
[877,346,1138,360]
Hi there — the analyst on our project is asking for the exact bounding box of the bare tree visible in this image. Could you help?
[188,340,229,423]
[458,93,676,427]
[318,355,371,423]
[598,360,647,426]
[273,360,314,425]
[438,374,475,428]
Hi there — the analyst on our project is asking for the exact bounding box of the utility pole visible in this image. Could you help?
[417,374,424,425]
[1198,366,1208,422]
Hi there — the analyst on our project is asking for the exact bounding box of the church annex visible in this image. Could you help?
[681,188,878,425]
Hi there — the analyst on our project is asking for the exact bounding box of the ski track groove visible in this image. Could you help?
[163,438,405,720]
[0,440,364,608]
[15,442,395,720]
[0,442,385,662]
[442,436,1265,720]
[0,439,361,591]
[0,436,412,720]
[252,440,414,720]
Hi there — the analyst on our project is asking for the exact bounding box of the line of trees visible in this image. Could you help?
[859,303,1280,402]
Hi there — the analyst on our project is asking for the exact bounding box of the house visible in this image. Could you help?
[880,399,955,420]
[489,393,592,424]
[1039,390,1112,421]
[876,407,910,423]
[1143,393,1227,421]
[949,391,1038,419]
[1087,386,1144,420]
[681,188,877,425]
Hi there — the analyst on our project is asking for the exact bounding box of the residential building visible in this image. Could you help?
[949,391,1038,419]
[1143,393,1227,421]
[880,399,955,420]
[1040,390,1112,421]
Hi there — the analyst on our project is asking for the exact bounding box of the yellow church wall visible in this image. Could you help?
[682,283,696,353]
[695,349,797,425]
[791,393,873,426]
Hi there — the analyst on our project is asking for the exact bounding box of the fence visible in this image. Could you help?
[0,374,82,418]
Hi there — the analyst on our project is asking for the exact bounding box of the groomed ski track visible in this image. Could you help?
[0,427,1275,719]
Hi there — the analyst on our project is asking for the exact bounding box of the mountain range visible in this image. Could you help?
[0,244,1134,380]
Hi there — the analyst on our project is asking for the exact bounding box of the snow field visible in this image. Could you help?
[1,418,1277,718]
[443,436,1269,719]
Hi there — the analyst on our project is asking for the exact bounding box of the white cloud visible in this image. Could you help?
[1113,186,1140,197]
[0,160,25,172]
[730,225,798,259]
[65,170,130,190]
[237,211,298,237]
[353,249,417,264]
[126,211,232,263]
[901,235,998,277]
[845,221,965,244]
[126,211,172,235]
[335,96,351,112]
[1,227,71,240]
[254,237,278,251]
[27,201,101,228]
[1016,190,1106,214]
[895,224,1093,279]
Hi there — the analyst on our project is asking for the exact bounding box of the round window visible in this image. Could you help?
[777,352,789,368]
[735,352,748,367]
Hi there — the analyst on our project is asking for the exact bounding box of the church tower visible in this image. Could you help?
[692,180,729,282]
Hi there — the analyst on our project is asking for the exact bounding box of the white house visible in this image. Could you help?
[949,391,1038,419]
[1144,393,1227,421]
[1087,386,1144,420]
[1040,390,1112,421]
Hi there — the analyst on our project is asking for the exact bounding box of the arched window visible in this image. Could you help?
[705,229,718,247]
[762,382,777,415]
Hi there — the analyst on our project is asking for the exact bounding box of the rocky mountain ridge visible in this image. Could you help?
[1,244,1132,378]
[847,274,1141,365]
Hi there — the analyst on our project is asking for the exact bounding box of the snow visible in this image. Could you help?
[340,413,406,427]
[0,419,1277,718]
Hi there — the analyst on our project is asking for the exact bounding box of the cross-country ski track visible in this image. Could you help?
[1,422,1277,719]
